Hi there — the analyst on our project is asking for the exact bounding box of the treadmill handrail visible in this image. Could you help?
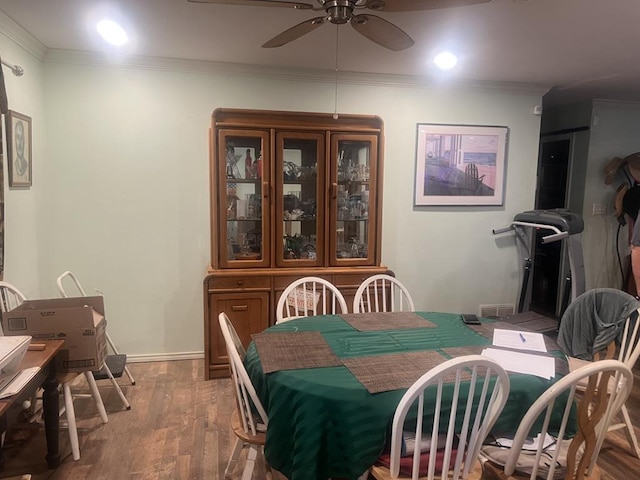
[492,221,569,244]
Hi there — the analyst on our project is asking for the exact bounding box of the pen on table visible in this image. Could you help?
[519,333,526,343]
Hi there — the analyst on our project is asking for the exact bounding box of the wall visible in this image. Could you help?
[542,99,640,292]
[585,101,640,289]
[0,27,46,297]
[2,26,546,359]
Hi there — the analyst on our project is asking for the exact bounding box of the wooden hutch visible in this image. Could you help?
[203,108,390,379]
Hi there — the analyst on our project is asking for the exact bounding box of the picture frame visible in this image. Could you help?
[5,110,32,187]
[414,123,508,206]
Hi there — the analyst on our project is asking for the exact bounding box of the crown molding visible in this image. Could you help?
[593,98,640,108]
[44,48,550,98]
[0,10,47,60]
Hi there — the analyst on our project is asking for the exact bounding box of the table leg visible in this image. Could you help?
[42,371,60,468]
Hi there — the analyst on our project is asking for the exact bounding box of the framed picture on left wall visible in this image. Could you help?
[5,110,32,187]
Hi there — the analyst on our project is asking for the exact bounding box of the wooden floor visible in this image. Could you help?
[0,359,638,479]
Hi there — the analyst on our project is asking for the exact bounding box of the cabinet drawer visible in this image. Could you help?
[210,276,271,291]
[274,274,332,290]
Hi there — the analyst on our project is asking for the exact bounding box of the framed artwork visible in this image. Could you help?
[5,110,32,187]
[414,123,508,206]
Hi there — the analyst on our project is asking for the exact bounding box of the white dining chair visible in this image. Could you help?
[276,276,348,324]
[218,312,271,480]
[478,359,633,480]
[557,287,640,458]
[353,274,415,313]
[369,355,510,480]
[0,281,28,317]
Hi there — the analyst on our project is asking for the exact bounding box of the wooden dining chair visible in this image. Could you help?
[369,355,510,480]
[557,288,640,458]
[276,276,348,324]
[353,274,415,313]
[218,312,272,480]
[478,359,633,480]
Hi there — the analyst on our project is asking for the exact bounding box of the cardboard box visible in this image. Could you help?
[1,296,107,374]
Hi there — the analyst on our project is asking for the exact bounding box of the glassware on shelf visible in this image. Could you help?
[244,149,254,179]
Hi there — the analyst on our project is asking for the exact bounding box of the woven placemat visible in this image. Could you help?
[342,350,470,394]
[441,346,486,358]
[339,312,436,332]
[252,331,342,374]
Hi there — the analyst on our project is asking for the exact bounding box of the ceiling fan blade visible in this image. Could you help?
[364,0,491,12]
[187,0,315,10]
[262,17,328,48]
[351,14,414,51]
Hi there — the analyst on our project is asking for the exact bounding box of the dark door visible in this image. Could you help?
[530,138,570,317]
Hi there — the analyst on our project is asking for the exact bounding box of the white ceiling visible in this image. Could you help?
[1,0,639,107]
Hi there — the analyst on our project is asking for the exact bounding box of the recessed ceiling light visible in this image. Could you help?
[97,20,128,46]
[434,52,458,71]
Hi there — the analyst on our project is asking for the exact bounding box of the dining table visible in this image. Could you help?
[244,311,570,480]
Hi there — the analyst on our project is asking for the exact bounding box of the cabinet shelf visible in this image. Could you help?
[226,178,261,184]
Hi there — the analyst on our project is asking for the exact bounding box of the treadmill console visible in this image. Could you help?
[513,209,584,235]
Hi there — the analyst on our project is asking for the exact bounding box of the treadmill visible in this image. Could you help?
[493,209,585,320]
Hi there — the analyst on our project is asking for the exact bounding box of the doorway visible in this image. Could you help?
[530,138,570,317]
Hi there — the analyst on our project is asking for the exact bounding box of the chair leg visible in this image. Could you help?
[103,363,131,410]
[84,371,108,424]
[241,444,258,480]
[63,383,80,461]
[224,437,243,479]
[123,365,136,385]
[620,404,640,458]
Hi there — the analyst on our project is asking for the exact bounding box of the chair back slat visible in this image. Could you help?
[387,355,510,480]
[276,276,348,324]
[619,308,640,367]
[0,281,27,314]
[494,359,633,480]
[354,274,415,313]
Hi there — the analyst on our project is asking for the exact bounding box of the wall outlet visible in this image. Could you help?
[592,203,607,215]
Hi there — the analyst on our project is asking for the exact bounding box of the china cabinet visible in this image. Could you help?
[204,108,391,379]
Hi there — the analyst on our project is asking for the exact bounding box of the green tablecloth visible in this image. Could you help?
[245,312,568,480]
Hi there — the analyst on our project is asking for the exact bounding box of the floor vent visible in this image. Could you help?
[479,304,516,319]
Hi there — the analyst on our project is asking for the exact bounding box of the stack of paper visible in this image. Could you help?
[481,329,555,379]
[492,329,547,352]
[481,348,555,379]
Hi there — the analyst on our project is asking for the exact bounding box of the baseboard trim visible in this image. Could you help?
[126,351,204,363]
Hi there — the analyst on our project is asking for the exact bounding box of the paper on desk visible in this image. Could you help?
[481,348,555,379]
[492,329,547,353]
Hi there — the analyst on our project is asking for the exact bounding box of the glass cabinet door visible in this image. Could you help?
[218,129,270,268]
[330,134,378,266]
[275,132,325,267]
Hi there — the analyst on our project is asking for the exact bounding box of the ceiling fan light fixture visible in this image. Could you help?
[434,51,458,70]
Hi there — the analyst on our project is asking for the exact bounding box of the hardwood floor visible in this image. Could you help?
[0,359,638,479]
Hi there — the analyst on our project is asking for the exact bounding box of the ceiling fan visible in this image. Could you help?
[188,0,492,51]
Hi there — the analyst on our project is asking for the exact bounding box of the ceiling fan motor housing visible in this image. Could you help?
[324,0,355,24]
